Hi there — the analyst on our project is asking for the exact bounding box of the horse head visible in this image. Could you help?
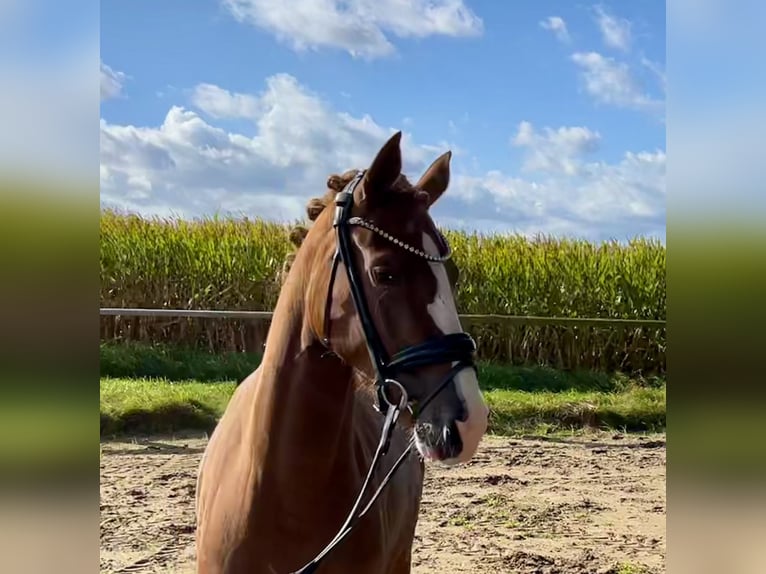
[299,131,489,466]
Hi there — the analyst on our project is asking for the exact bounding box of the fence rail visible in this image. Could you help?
[100,308,666,328]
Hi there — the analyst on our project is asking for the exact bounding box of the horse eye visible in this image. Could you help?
[373,267,398,285]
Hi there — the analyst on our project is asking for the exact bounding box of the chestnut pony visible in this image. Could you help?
[195,132,489,574]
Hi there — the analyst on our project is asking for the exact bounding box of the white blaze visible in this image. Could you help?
[422,233,489,465]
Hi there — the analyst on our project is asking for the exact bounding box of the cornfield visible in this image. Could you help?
[100,210,666,374]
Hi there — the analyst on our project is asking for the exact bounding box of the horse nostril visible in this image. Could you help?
[455,399,467,422]
[415,419,464,460]
[446,420,463,455]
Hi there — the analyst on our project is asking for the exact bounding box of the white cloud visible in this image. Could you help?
[571,51,663,114]
[539,16,570,43]
[512,121,601,175]
[447,146,665,241]
[100,73,443,221]
[190,83,261,119]
[100,76,665,242]
[220,0,483,58]
[593,5,632,52]
[575,149,666,221]
[100,61,127,101]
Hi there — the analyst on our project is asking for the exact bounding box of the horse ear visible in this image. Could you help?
[356,131,403,206]
[415,150,451,207]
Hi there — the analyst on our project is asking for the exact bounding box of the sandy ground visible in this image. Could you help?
[100,433,665,574]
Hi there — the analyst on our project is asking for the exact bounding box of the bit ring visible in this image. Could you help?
[381,378,409,412]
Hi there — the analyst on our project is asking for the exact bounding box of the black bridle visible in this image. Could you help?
[291,171,477,574]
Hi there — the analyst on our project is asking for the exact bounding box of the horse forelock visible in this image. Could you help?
[279,171,421,286]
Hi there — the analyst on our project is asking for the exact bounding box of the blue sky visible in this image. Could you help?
[100,1,666,242]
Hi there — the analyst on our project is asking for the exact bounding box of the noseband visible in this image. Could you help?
[291,171,477,573]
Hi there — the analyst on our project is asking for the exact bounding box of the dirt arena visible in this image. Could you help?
[100,432,665,574]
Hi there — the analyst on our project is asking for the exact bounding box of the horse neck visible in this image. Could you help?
[255,248,363,495]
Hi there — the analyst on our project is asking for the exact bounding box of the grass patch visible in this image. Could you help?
[100,343,665,437]
[477,361,663,393]
[100,378,234,436]
[100,342,663,392]
[100,377,665,437]
[485,386,665,434]
[100,341,260,382]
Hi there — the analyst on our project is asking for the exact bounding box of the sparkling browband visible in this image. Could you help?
[347,216,452,262]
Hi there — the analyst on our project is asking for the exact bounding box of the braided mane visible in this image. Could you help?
[278,169,415,285]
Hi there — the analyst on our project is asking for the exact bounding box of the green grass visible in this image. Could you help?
[100,341,663,392]
[100,341,260,382]
[477,360,665,393]
[100,378,664,437]
[484,386,665,435]
[99,342,665,437]
[100,378,234,436]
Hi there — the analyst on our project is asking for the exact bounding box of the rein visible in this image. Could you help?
[291,171,477,574]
